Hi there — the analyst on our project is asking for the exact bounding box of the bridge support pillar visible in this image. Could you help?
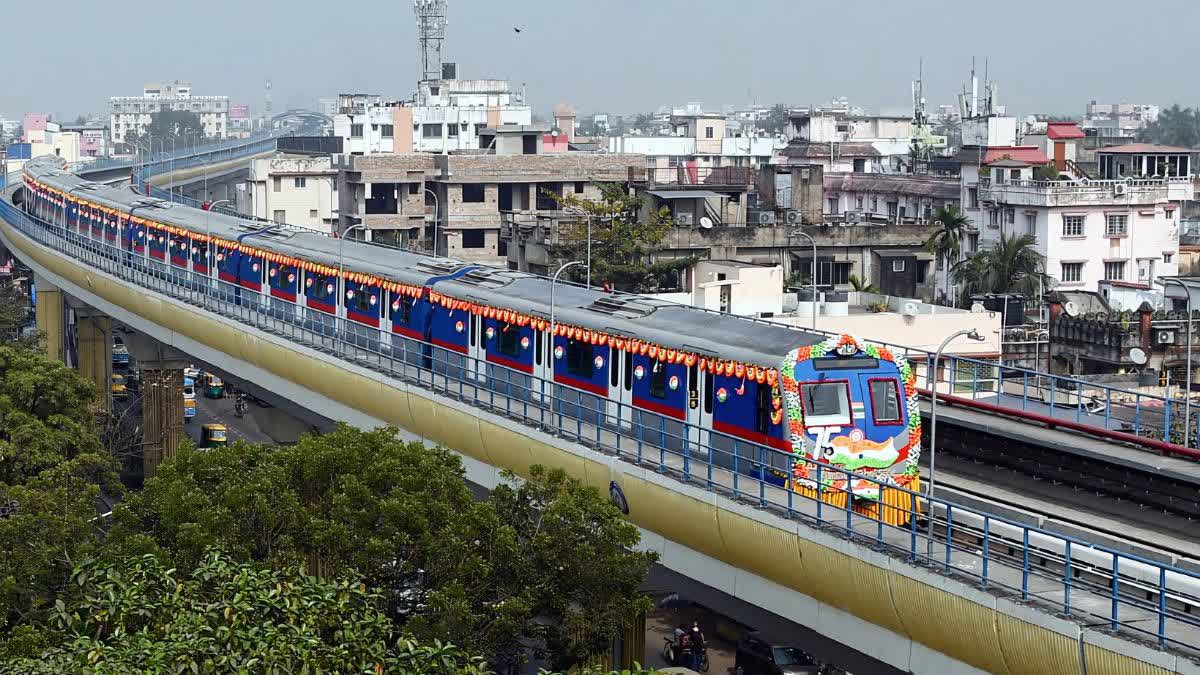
[76,312,113,410]
[141,367,185,479]
[119,332,189,479]
[34,273,64,362]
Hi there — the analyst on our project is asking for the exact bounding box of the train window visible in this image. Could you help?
[311,274,333,301]
[649,361,667,399]
[535,330,543,366]
[470,315,477,347]
[623,351,633,392]
[755,383,773,433]
[350,286,375,313]
[703,371,714,413]
[566,340,593,378]
[393,295,414,324]
[688,363,698,397]
[498,324,520,358]
[869,378,902,424]
[799,382,851,427]
[610,349,619,388]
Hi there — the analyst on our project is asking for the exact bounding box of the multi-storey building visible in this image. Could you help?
[972,141,1190,299]
[109,81,229,143]
[61,123,108,158]
[1081,101,1161,139]
[241,155,339,234]
[331,78,532,157]
[337,129,644,266]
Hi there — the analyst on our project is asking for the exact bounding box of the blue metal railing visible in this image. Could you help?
[3,196,1200,655]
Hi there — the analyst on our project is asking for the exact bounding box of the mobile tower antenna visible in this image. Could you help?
[414,0,448,82]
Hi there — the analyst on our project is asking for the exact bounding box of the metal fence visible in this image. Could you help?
[3,197,1199,655]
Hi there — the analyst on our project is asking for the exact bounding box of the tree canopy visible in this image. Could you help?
[0,344,120,659]
[950,232,1047,304]
[761,103,791,135]
[100,427,656,671]
[0,550,491,675]
[1137,104,1200,149]
[550,182,682,292]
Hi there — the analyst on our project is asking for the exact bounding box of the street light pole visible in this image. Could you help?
[789,230,818,329]
[550,260,586,362]
[422,188,439,256]
[927,327,985,556]
[1164,278,1194,445]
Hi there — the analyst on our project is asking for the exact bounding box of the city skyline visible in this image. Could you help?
[6,0,1199,120]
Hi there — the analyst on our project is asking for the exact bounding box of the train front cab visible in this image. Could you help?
[788,352,915,525]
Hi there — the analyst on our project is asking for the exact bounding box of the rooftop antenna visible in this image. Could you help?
[414,0,449,83]
[970,57,979,118]
[264,78,273,121]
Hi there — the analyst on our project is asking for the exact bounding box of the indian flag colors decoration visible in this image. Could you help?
[779,334,921,497]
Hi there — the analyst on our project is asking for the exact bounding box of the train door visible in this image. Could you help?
[467,312,487,384]
[686,361,713,456]
[615,349,634,429]
[531,327,550,403]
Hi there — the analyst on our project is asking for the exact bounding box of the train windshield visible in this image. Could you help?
[869,379,902,423]
[800,382,850,427]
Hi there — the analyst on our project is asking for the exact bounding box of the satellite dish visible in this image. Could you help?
[902,301,919,316]
[1064,301,1080,317]
[1129,347,1148,366]
[699,216,714,229]
[970,302,985,314]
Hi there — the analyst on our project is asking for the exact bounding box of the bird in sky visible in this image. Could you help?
[513,27,522,33]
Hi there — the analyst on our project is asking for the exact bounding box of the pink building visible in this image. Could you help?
[22,113,49,142]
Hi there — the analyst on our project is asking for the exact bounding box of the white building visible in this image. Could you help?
[109,80,229,144]
[969,142,1190,298]
[241,155,338,234]
[331,79,532,156]
[1081,101,1161,139]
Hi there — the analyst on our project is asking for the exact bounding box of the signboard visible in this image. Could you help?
[229,105,251,120]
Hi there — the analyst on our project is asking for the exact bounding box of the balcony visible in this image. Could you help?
[499,210,579,247]
[978,176,1192,208]
[640,165,757,188]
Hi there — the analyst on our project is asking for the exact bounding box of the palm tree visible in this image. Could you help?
[950,232,1047,306]
[848,274,879,294]
[924,206,969,305]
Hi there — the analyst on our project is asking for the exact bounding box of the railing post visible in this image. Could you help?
[1111,555,1120,633]
[1064,540,1073,616]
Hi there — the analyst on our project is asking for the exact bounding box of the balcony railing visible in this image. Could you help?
[640,165,758,188]
[978,176,1191,207]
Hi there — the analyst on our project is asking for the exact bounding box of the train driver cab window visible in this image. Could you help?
[498,324,520,358]
[869,378,902,424]
[649,360,667,399]
[566,340,593,378]
[799,382,851,427]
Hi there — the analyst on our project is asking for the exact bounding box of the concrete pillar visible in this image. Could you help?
[141,367,184,479]
[34,273,64,362]
[76,313,113,410]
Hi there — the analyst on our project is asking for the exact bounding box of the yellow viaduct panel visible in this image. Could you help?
[2,214,1189,675]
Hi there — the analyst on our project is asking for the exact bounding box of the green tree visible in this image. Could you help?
[848,274,879,294]
[1137,104,1200,148]
[923,205,970,305]
[0,345,120,658]
[1,550,492,674]
[551,183,676,292]
[101,427,656,671]
[950,232,1047,304]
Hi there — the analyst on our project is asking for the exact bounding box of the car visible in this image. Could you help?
[734,633,822,675]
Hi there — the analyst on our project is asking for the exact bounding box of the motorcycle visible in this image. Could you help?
[234,396,247,418]
[661,636,709,672]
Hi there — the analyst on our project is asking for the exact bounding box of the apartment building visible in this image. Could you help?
[331,78,532,157]
[971,142,1190,298]
[241,155,339,234]
[1081,101,1160,139]
[337,130,645,266]
[109,80,229,142]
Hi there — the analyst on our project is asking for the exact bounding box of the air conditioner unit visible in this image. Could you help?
[675,212,694,226]
[785,210,802,224]
[1157,330,1177,346]
[1113,183,1128,196]
[752,210,776,226]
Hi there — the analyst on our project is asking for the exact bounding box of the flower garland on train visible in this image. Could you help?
[27,177,784,380]
[780,334,921,489]
[427,290,782,382]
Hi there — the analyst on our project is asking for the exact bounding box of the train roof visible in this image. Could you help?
[25,156,823,367]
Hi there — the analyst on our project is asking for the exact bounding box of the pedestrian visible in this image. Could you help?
[690,622,706,671]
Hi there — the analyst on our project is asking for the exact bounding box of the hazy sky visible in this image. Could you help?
[5,0,1198,121]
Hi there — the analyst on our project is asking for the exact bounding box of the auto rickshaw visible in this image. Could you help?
[204,373,224,399]
[200,424,228,449]
[111,374,128,400]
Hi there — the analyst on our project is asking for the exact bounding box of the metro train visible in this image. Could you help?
[17,156,922,518]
